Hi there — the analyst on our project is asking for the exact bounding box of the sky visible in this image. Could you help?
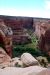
[0,0,50,18]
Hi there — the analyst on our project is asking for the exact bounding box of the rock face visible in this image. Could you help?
[34,19,50,56]
[0,19,13,57]
[0,15,50,56]
[34,19,50,38]
[0,16,33,45]
[4,18,32,45]
[21,53,39,67]
[0,47,11,68]
[39,29,50,56]
[44,29,50,56]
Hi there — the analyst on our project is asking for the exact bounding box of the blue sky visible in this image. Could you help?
[0,0,44,10]
[0,0,50,18]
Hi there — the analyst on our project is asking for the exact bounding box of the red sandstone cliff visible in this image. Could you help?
[0,15,50,56]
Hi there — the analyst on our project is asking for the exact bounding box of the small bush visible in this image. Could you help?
[12,46,43,57]
[36,56,48,67]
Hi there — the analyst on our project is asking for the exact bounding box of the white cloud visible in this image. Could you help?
[45,0,50,10]
[0,7,50,18]
[0,8,43,17]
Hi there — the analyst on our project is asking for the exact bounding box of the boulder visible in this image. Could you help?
[10,57,23,67]
[21,53,39,67]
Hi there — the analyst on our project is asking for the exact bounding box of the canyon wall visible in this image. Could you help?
[0,15,50,56]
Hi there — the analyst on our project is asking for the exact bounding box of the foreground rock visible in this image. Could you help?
[0,48,50,75]
[10,57,23,67]
[21,53,39,67]
[0,47,23,68]
[37,69,50,75]
[0,47,11,68]
[0,48,39,68]
[0,66,50,75]
[36,56,48,67]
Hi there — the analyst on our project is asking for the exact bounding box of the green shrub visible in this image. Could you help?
[12,46,43,57]
[31,34,38,49]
